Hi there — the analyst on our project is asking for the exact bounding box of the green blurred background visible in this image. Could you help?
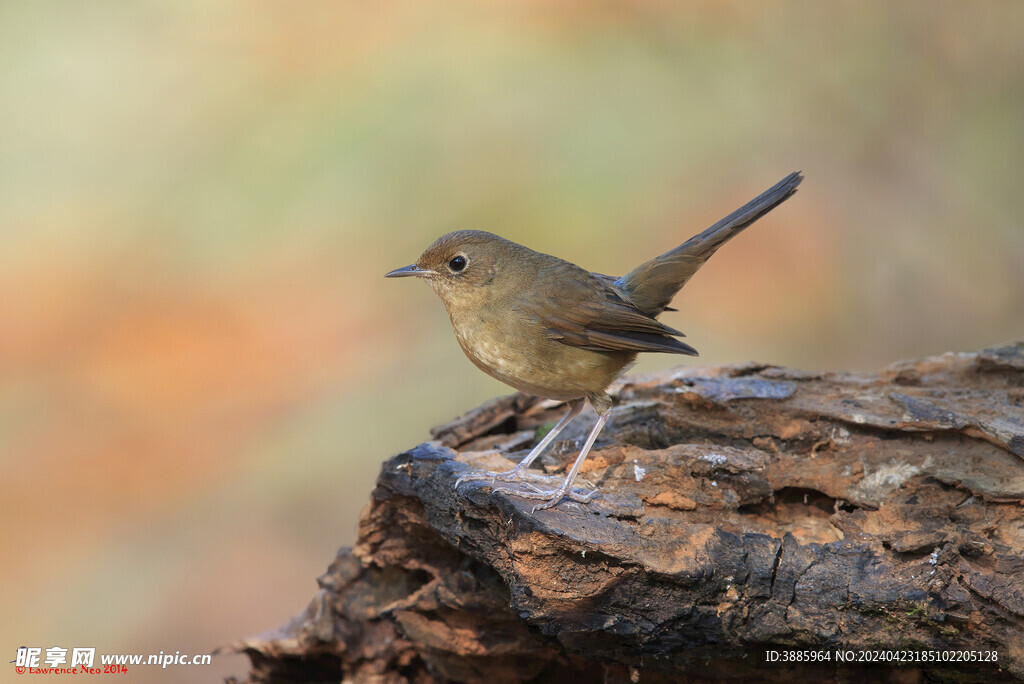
[2,1,1022,681]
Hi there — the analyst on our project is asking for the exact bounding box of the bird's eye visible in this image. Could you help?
[448,255,467,272]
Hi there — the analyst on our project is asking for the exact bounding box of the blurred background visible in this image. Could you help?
[2,1,1022,681]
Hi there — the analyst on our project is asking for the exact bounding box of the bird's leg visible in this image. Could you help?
[496,407,610,512]
[491,399,585,481]
[453,399,584,490]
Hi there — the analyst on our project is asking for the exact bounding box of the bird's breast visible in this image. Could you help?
[446,303,632,401]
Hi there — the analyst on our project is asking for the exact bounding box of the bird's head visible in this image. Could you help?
[385,230,522,309]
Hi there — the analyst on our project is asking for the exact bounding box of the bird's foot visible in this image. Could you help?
[490,464,531,482]
[491,482,598,511]
[453,463,531,491]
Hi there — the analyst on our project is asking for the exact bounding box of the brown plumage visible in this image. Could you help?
[386,171,803,510]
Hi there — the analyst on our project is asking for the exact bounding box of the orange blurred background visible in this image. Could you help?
[2,2,1022,681]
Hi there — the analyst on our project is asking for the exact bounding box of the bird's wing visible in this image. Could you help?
[519,268,698,356]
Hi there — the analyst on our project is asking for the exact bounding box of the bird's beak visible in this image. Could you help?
[385,264,433,278]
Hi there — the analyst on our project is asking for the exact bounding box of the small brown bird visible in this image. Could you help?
[387,172,803,511]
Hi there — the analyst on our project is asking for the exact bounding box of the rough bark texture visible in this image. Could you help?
[228,342,1024,683]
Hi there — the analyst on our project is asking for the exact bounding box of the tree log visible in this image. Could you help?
[227,342,1024,683]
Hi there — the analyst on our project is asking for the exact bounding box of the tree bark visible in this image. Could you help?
[227,342,1024,683]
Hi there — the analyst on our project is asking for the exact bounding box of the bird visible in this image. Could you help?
[386,171,803,511]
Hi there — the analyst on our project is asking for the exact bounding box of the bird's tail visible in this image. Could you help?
[615,171,804,316]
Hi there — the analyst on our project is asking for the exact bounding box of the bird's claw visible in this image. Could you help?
[453,471,487,491]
